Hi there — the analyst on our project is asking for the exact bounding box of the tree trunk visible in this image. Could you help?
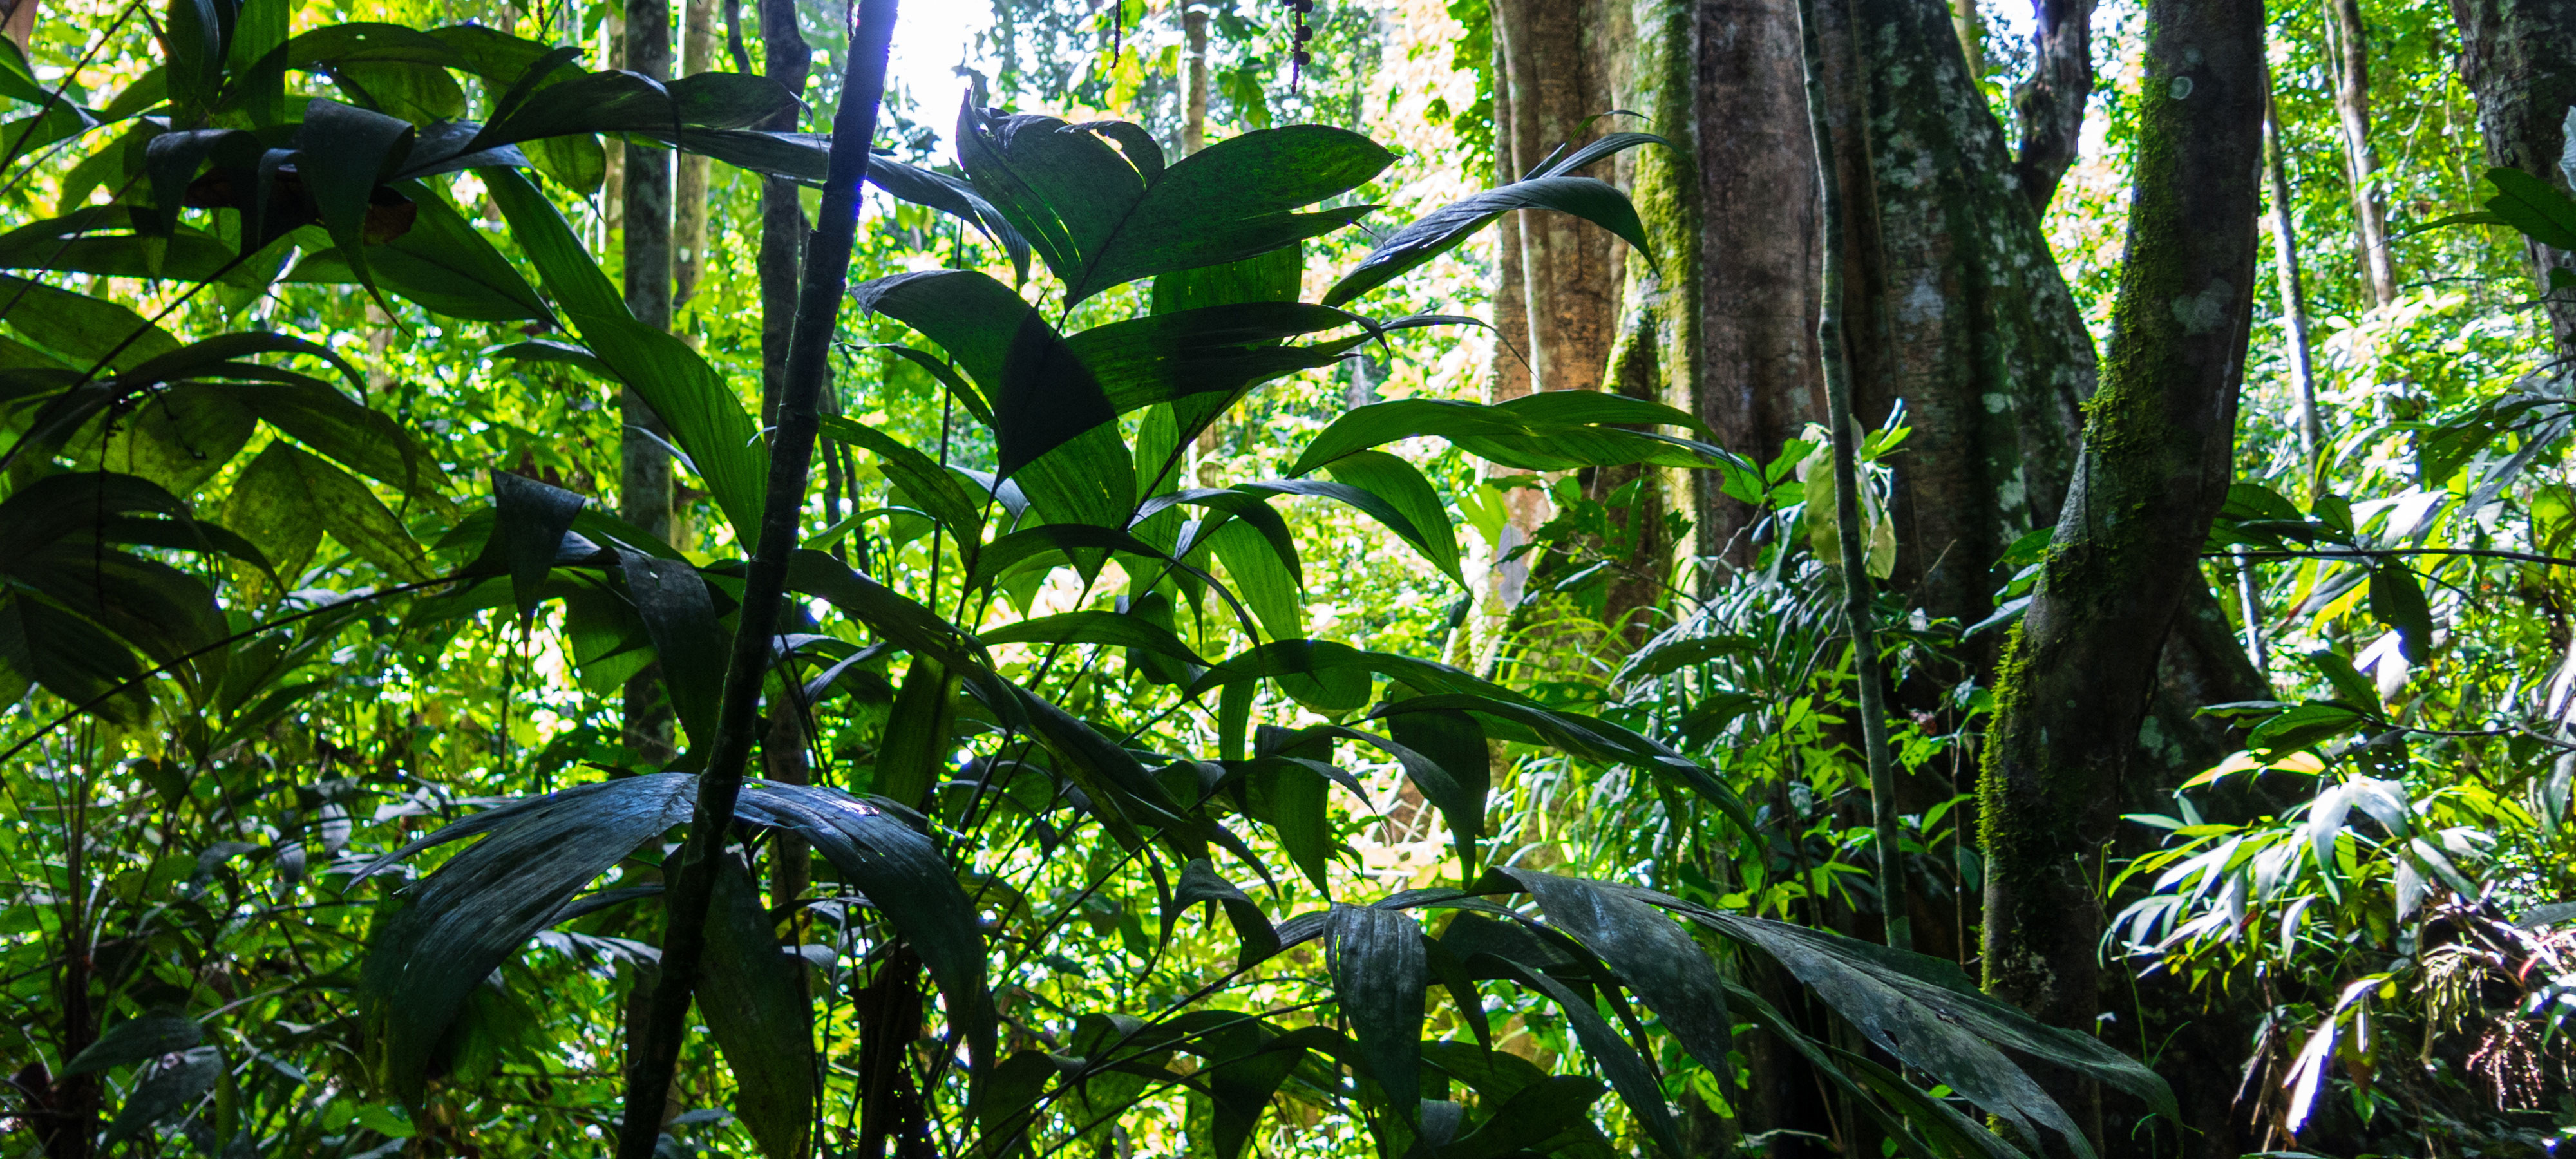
[673,0,719,316]
[1977,0,2265,1151]
[2264,85,2328,493]
[2450,0,2576,354]
[1494,0,1619,400]
[1183,5,1209,156]
[1691,0,1826,570]
[1833,0,2096,670]
[621,0,676,757]
[2012,0,2099,212]
[1472,11,1546,666]
[2325,0,2398,308]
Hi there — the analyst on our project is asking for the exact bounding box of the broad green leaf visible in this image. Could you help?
[231,442,432,581]
[361,180,551,322]
[735,779,996,1071]
[1325,904,1426,1113]
[1440,1076,1609,1159]
[2483,167,2576,250]
[1317,451,1460,581]
[1468,951,1683,1157]
[464,68,797,155]
[958,105,1389,305]
[1175,858,1280,969]
[1289,394,1726,476]
[2248,702,2368,756]
[358,773,702,1101]
[1385,708,1489,871]
[1208,517,1300,641]
[616,551,725,751]
[0,275,180,372]
[699,854,816,1159]
[874,658,959,810]
[820,415,983,543]
[480,165,627,317]
[0,594,147,721]
[567,309,766,542]
[852,269,1121,488]
[69,384,255,497]
[978,610,1210,670]
[293,99,417,296]
[1326,155,1664,308]
[1068,301,1367,417]
[1482,870,1730,1075]
[1151,244,1303,314]
[64,1015,203,1075]
[102,1048,221,1147]
[2367,560,2434,663]
[479,471,586,619]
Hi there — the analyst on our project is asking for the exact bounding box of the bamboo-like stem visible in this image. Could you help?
[2264,83,2327,500]
[610,2,898,1153]
[1794,0,1909,952]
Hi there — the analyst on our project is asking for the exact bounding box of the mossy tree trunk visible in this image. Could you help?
[2451,0,2576,354]
[1977,0,2265,1153]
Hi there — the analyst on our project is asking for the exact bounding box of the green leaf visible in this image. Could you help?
[698,854,816,1159]
[1325,904,1427,1113]
[293,98,417,296]
[1326,139,1665,307]
[0,594,146,721]
[1484,871,1730,1075]
[1682,904,2173,1158]
[1470,951,1683,1157]
[65,1015,204,1076]
[221,375,443,502]
[2248,702,2368,757]
[617,551,726,751]
[1208,517,1301,641]
[102,1048,222,1147]
[852,270,1123,493]
[1152,243,1302,314]
[225,442,431,581]
[363,180,551,322]
[1068,301,1368,419]
[1441,1075,1609,1159]
[978,610,1211,670]
[1318,451,1460,581]
[480,471,586,619]
[1289,394,1726,476]
[873,658,959,811]
[481,165,627,317]
[358,773,702,1102]
[820,415,983,543]
[567,309,767,542]
[2306,649,2380,710]
[68,383,255,498]
[2367,560,2434,663]
[463,68,797,155]
[0,276,180,372]
[1175,858,1280,970]
[1384,708,1489,871]
[735,780,996,1073]
[2483,167,2576,250]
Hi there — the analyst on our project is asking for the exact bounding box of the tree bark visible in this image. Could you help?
[674,0,720,315]
[1183,5,1209,156]
[2450,0,2576,355]
[2264,85,2327,494]
[1977,0,2265,1152]
[1835,0,2096,670]
[1494,0,1619,400]
[1691,0,1826,569]
[622,0,679,762]
[2012,0,2099,212]
[2324,0,2398,308]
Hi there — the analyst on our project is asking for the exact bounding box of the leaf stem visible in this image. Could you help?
[609,1,898,1154]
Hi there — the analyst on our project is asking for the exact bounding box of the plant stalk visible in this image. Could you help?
[610,1,898,1153]
[1794,0,1910,952]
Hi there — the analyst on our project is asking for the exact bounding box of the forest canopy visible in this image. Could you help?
[0,0,2569,1156]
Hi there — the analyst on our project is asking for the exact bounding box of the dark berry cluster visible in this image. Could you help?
[1289,0,1314,82]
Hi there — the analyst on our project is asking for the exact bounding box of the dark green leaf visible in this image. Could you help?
[735,780,996,1072]
[820,415,983,542]
[481,165,627,317]
[2483,167,2576,250]
[292,98,416,295]
[65,1015,203,1076]
[1483,870,1729,1074]
[1289,395,1727,476]
[617,551,725,751]
[2367,561,2434,663]
[1152,244,1302,314]
[1175,858,1280,969]
[1326,161,1660,308]
[482,471,586,619]
[101,1048,221,1147]
[1326,903,1427,1113]
[2248,702,2369,756]
[568,308,766,541]
[364,180,551,321]
[699,854,815,1159]
[358,773,701,1101]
